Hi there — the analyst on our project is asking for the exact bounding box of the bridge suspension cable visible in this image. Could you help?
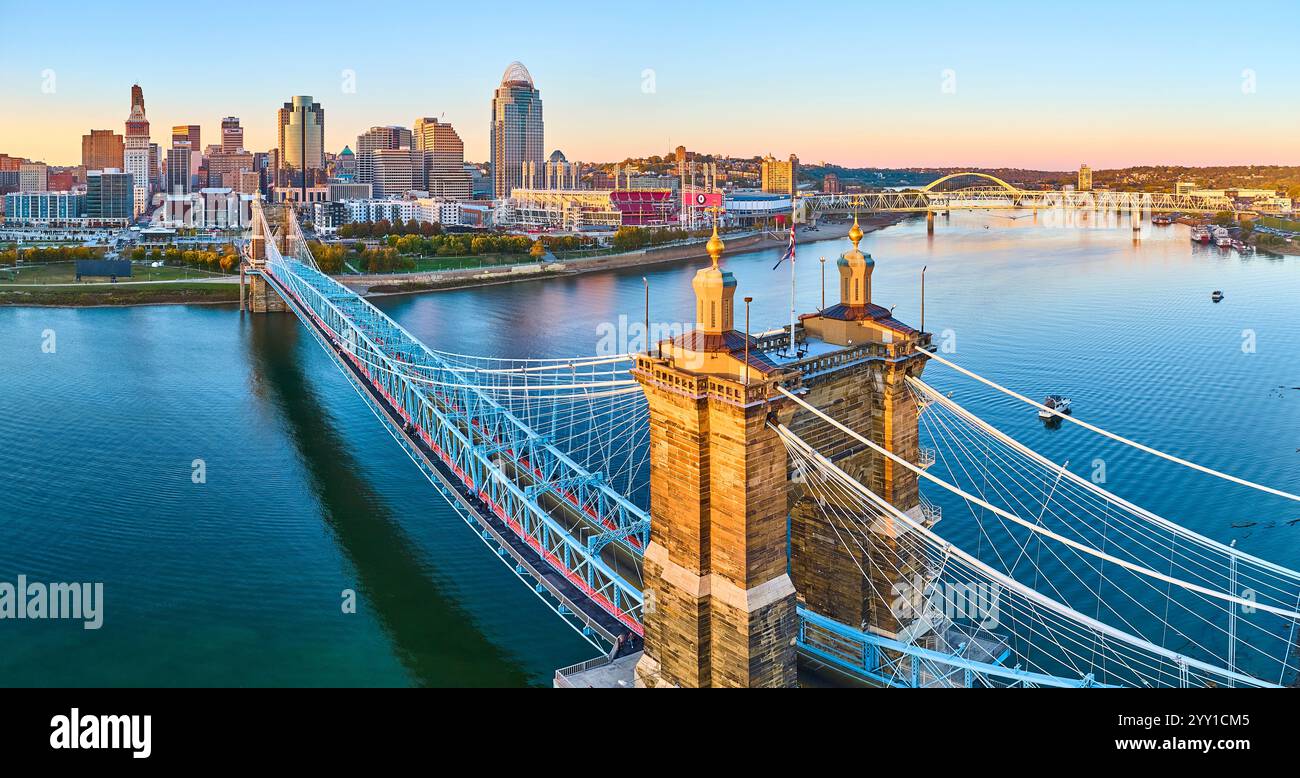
[917,349,1300,505]
[907,378,1300,684]
[775,422,1274,687]
[776,385,1300,622]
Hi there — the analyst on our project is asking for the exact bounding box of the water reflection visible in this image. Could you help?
[245,315,530,687]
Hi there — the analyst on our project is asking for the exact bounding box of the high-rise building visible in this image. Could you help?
[166,143,192,194]
[490,61,544,199]
[172,125,202,180]
[761,153,798,195]
[414,117,471,200]
[19,162,47,192]
[124,84,153,216]
[206,150,255,189]
[221,117,243,153]
[86,169,134,222]
[277,96,325,181]
[1078,164,1092,192]
[370,148,423,199]
[82,130,125,172]
[823,172,841,194]
[355,126,412,186]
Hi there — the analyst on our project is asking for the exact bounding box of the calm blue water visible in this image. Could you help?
[2,209,1297,685]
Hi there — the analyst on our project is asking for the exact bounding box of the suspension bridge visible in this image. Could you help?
[242,200,1300,688]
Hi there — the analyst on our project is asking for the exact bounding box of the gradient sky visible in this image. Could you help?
[2,0,1298,169]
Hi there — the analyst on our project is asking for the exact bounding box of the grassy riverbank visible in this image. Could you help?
[0,282,240,307]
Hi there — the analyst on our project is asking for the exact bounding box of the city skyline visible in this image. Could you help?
[3,1,1299,170]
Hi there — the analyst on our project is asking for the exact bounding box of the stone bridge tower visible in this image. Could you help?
[788,215,931,635]
[242,203,290,314]
[631,225,799,688]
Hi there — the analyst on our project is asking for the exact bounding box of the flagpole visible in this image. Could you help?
[789,195,797,356]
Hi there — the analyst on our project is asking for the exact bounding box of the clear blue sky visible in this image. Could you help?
[2,0,1298,168]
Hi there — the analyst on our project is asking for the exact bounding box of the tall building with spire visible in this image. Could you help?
[123,85,153,216]
[490,61,544,199]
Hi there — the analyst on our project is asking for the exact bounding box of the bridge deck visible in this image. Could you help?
[257,266,635,647]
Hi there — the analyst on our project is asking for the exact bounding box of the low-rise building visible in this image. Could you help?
[151,188,254,229]
[3,191,86,224]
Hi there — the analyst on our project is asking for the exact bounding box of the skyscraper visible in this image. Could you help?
[370,148,423,199]
[124,84,152,216]
[221,117,244,153]
[172,125,202,181]
[1078,164,1092,192]
[414,117,472,200]
[490,61,544,199]
[277,96,325,184]
[82,129,125,172]
[355,126,412,187]
[166,143,192,194]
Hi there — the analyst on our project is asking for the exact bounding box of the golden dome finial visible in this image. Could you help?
[848,213,863,250]
[706,221,724,268]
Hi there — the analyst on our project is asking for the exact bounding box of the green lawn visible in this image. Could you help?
[0,261,229,285]
[0,281,239,307]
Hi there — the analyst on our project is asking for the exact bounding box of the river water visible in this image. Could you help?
[2,209,1297,686]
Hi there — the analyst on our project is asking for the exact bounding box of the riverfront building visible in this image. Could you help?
[85,169,133,222]
[3,191,85,225]
[490,61,544,199]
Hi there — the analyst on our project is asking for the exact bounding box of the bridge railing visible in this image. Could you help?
[249,203,648,639]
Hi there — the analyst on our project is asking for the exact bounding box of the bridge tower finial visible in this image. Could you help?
[836,213,874,309]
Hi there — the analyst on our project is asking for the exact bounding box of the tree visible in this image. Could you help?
[530,239,546,260]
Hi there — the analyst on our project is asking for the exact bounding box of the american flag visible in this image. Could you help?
[772,220,796,270]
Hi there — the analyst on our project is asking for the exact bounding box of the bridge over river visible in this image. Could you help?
[241,199,1300,688]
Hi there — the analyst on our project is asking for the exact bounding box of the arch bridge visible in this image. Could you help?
[799,171,1263,220]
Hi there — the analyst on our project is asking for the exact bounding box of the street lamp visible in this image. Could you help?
[642,276,651,356]
[920,265,927,333]
[819,256,826,310]
[743,296,753,386]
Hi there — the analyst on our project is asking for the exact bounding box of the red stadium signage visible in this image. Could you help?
[686,191,723,208]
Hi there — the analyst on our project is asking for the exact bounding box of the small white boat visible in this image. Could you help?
[1038,394,1071,422]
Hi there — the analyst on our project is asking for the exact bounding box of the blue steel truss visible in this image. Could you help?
[250,207,647,641]
[797,607,1111,688]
